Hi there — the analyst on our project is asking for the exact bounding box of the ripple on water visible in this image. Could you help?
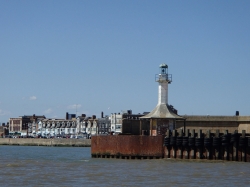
[0,146,250,187]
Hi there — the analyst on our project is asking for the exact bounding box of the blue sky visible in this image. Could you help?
[1,0,250,123]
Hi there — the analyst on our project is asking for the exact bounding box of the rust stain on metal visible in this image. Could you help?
[91,135,164,157]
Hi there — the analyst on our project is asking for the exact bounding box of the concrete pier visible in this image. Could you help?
[0,138,91,147]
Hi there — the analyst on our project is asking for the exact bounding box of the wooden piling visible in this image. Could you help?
[246,137,250,162]
[240,130,246,162]
[195,130,202,159]
[213,130,220,160]
[233,130,238,161]
[162,128,249,162]
[189,129,195,159]
[204,130,211,160]
[222,130,229,161]
[164,130,170,158]
[177,129,183,159]
[182,129,189,159]
[170,130,176,158]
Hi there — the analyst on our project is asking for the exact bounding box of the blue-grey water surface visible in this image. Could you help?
[0,145,249,187]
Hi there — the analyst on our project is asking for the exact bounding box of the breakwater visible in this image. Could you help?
[0,138,91,147]
[92,129,250,162]
[165,129,250,162]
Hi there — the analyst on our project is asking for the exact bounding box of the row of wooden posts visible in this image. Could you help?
[164,129,250,162]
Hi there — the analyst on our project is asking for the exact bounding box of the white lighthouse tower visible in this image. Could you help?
[140,64,184,136]
[157,64,172,105]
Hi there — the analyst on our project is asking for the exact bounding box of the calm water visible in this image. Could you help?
[0,146,249,187]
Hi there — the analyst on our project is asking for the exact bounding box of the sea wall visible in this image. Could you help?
[0,138,91,147]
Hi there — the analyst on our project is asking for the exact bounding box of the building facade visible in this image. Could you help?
[38,119,77,137]
[97,116,110,135]
[9,115,46,136]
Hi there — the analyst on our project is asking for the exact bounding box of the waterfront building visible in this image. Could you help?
[76,115,87,135]
[9,115,46,136]
[0,123,9,137]
[176,113,250,133]
[38,119,77,137]
[110,113,122,134]
[0,126,4,137]
[84,116,97,138]
[90,120,97,137]
[97,112,110,134]
[110,110,148,135]
[36,114,102,138]
[66,112,76,120]
[121,111,149,135]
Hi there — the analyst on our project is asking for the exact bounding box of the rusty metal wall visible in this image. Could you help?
[91,135,164,157]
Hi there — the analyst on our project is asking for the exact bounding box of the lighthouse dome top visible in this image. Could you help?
[159,63,168,68]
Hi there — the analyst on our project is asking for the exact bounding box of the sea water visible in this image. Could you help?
[0,146,249,186]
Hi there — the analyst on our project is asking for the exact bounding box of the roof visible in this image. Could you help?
[140,104,184,120]
[182,115,250,122]
[159,63,168,68]
[21,115,46,118]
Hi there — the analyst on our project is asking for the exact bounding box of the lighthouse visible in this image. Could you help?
[157,63,172,105]
[140,64,184,136]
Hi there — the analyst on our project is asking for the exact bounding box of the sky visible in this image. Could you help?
[1,0,250,123]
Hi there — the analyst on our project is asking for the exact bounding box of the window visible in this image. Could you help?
[116,125,121,129]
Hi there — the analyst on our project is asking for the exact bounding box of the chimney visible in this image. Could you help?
[101,111,104,118]
[236,111,239,116]
[66,112,69,120]
[82,114,86,118]
[92,115,96,119]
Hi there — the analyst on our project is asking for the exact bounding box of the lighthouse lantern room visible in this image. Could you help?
[156,63,172,83]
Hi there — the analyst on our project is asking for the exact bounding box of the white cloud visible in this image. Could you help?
[44,108,52,114]
[29,96,37,100]
[67,104,81,110]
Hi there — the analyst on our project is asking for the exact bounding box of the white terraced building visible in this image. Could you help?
[110,113,123,134]
[37,119,78,137]
[37,118,98,138]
